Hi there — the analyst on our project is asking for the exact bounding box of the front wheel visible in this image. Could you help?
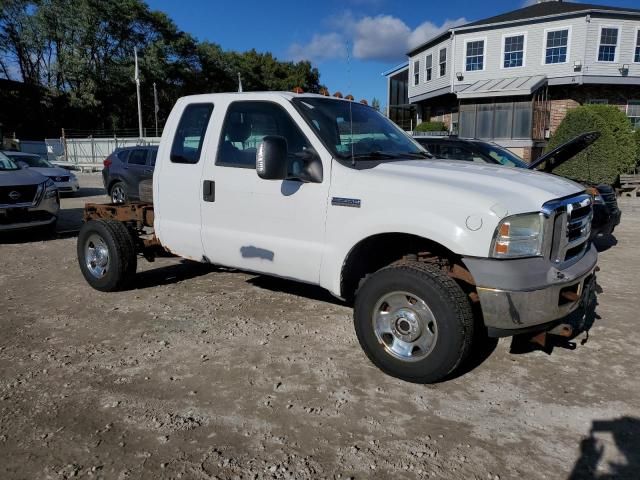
[354,261,474,383]
[77,219,137,291]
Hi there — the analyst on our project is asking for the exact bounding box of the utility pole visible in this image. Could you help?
[134,47,143,139]
[237,72,243,92]
[153,82,159,137]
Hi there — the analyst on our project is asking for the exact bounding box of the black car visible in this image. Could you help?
[415,134,621,238]
[102,146,158,204]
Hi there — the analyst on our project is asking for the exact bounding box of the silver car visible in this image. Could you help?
[3,151,80,194]
[0,152,60,232]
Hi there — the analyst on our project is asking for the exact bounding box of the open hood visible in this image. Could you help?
[528,131,600,173]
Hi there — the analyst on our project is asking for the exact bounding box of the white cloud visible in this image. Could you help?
[288,32,347,62]
[288,14,467,63]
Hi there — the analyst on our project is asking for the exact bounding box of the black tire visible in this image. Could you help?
[110,181,128,204]
[77,219,137,291]
[354,261,474,383]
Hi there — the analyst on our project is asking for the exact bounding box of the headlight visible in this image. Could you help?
[491,212,545,258]
[43,179,58,198]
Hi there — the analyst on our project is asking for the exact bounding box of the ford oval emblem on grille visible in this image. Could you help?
[8,191,21,201]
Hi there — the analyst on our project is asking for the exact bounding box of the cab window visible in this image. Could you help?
[216,101,311,169]
[171,103,214,164]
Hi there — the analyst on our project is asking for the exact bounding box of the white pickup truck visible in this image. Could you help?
[77,92,597,383]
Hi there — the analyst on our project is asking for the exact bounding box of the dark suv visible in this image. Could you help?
[415,134,621,239]
[102,146,158,203]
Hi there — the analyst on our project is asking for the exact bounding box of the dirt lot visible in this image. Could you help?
[1,173,639,480]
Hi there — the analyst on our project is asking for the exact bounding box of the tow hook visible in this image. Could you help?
[530,323,574,349]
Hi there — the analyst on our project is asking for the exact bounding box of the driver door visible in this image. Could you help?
[200,99,331,284]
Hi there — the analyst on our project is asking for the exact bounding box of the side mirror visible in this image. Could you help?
[17,161,29,169]
[290,148,323,183]
[256,136,288,180]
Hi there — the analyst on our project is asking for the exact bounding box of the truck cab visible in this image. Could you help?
[77,92,597,383]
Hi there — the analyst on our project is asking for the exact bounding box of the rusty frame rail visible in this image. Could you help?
[83,202,155,227]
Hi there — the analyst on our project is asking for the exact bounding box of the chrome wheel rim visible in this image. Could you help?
[85,233,110,279]
[372,291,438,362]
[111,185,125,204]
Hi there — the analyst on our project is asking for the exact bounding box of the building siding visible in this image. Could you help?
[408,38,452,100]
[407,13,640,102]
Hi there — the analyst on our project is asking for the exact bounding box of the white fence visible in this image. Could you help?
[56,137,161,170]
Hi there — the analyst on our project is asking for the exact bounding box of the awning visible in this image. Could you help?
[455,75,547,99]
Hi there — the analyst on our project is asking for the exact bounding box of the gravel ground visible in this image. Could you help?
[0,173,639,480]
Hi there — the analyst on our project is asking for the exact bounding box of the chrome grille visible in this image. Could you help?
[544,194,592,264]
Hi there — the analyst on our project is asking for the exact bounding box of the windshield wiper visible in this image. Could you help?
[349,151,402,160]
[401,151,433,159]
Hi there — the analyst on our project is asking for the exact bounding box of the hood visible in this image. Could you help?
[26,166,72,178]
[356,159,585,215]
[528,131,600,173]
[0,168,48,187]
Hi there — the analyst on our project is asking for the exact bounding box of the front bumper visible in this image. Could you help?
[0,195,59,232]
[463,245,598,337]
[54,179,80,193]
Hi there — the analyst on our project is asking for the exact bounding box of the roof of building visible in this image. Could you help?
[407,1,640,56]
[382,62,409,77]
[463,1,640,29]
[455,75,547,99]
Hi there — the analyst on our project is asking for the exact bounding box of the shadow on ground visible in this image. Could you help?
[132,259,219,289]
[568,416,640,480]
[247,275,346,306]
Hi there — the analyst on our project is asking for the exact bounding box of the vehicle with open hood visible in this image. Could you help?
[414,132,620,238]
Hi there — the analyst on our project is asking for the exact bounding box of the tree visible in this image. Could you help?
[371,97,380,111]
[0,0,325,136]
[546,105,637,184]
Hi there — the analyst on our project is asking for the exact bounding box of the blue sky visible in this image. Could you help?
[146,0,639,106]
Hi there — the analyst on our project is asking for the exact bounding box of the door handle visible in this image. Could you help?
[144,169,153,174]
[203,180,215,202]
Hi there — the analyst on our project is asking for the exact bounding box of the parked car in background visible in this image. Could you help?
[2,151,80,194]
[102,146,158,203]
[0,152,59,232]
[414,134,621,238]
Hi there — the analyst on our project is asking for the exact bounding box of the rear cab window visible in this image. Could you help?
[171,103,214,164]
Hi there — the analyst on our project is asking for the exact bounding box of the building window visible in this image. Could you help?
[458,101,533,140]
[598,27,619,62]
[628,101,640,129]
[587,99,609,105]
[465,40,484,71]
[413,60,420,86]
[635,29,640,63]
[439,48,447,77]
[545,29,569,64]
[504,35,525,68]
[425,54,432,82]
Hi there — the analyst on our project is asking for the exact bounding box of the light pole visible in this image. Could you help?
[153,82,159,137]
[134,47,143,139]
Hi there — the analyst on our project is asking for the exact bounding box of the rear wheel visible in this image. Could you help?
[77,219,137,291]
[110,182,128,204]
[354,261,474,383]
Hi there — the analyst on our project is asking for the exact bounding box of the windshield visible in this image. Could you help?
[470,142,528,168]
[6,153,53,168]
[0,152,20,171]
[293,97,427,160]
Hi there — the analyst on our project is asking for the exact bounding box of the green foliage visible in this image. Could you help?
[633,128,640,170]
[415,121,447,132]
[0,0,323,136]
[546,105,637,184]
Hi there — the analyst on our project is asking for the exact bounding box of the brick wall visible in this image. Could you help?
[548,84,640,133]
